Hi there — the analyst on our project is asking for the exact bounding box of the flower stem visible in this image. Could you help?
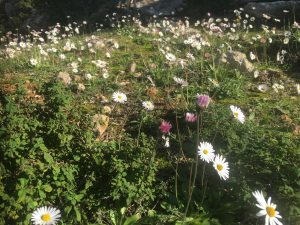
[176,112,185,158]
[183,110,201,223]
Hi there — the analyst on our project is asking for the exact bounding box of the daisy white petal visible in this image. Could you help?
[197,142,215,163]
[112,91,127,103]
[213,154,229,180]
[230,105,245,123]
[252,191,283,225]
[31,206,61,225]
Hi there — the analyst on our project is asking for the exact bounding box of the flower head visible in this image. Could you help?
[198,142,215,163]
[230,105,245,123]
[142,101,154,111]
[213,154,229,180]
[30,58,38,66]
[173,76,188,87]
[252,191,283,225]
[159,121,172,134]
[112,92,127,103]
[165,52,176,61]
[31,206,61,225]
[197,94,210,109]
[185,112,197,122]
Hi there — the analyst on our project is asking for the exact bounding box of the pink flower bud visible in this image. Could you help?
[185,112,197,122]
[197,94,210,109]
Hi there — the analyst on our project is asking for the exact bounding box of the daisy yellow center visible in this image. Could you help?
[266,207,276,217]
[233,112,239,118]
[217,164,223,171]
[203,149,208,155]
[118,95,122,99]
[41,213,51,222]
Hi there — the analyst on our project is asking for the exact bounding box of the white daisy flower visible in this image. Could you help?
[112,92,127,103]
[213,154,229,180]
[252,191,283,225]
[230,105,245,124]
[30,58,38,66]
[59,54,66,60]
[142,101,154,111]
[85,73,93,80]
[165,53,176,61]
[197,142,215,163]
[173,76,188,87]
[31,206,61,225]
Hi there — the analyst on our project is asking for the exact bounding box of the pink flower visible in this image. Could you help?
[197,94,210,109]
[159,121,172,134]
[185,113,197,122]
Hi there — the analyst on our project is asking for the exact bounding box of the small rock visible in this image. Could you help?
[57,72,71,85]
[257,84,270,93]
[77,83,85,92]
[130,62,137,73]
[220,51,255,73]
[102,106,112,114]
[92,114,109,140]
[74,75,81,82]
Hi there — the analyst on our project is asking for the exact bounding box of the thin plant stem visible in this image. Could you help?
[183,110,202,223]
[200,178,208,206]
[175,160,179,200]
[136,115,143,147]
[176,112,185,158]
[201,163,206,188]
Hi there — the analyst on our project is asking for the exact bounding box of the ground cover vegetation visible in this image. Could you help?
[0,8,300,225]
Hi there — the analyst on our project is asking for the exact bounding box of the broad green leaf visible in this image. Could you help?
[43,152,54,164]
[123,214,141,225]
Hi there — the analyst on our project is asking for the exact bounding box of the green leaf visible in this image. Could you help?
[74,206,81,222]
[123,214,141,225]
[43,152,54,164]
[120,207,126,215]
[109,210,117,225]
[44,184,53,192]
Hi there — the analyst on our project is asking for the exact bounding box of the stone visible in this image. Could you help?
[130,62,136,73]
[92,114,109,140]
[77,83,85,92]
[57,72,71,85]
[220,51,255,73]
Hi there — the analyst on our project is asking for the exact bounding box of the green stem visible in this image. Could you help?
[183,110,202,223]
[136,114,144,147]
[200,178,208,206]
[176,112,185,158]
[201,163,206,188]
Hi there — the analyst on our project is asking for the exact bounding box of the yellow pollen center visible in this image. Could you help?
[217,164,223,171]
[118,96,122,99]
[233,112,239,118]
[41,213,51,222]
[266,207,276,217]
[203,149,208,155]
